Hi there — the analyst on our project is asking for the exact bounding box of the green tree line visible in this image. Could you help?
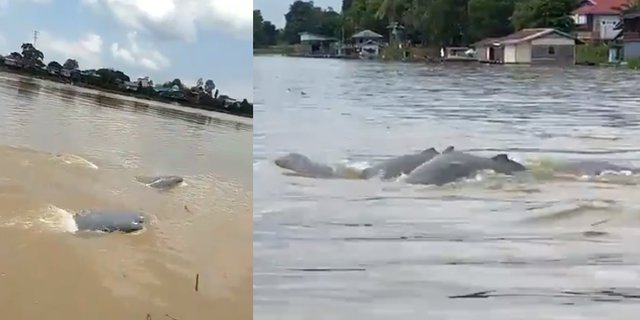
[255,0,589,48]
[1,42,252,117]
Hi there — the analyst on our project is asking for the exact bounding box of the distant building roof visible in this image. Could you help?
[352,29,384,39]
[573,0,627,15]
[472,28,582,47]
[499,28,579,44]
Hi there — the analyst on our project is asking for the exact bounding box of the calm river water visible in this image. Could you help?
[254,56,640,319]
[0,71,252,320]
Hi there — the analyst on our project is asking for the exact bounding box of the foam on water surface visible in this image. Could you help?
[51,153,99,169]
[1,205,78,233]
[37,205,79,233]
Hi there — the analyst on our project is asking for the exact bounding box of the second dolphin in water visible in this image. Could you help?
[360,147,444,179]
[274,147,452,180]
[135,175,184,189]
[274,153,336,178]
[405,151,526,186]
[73,210,145,233]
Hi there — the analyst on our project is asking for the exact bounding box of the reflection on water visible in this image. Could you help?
[254,56,640,319]
[0,71,252,320]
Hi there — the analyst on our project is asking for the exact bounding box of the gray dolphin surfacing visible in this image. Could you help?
[405,151,526,186]
[73,210,145,233]
[274,147,451,180]
[135,175,184,189]
[274,153,337,178]
[360,147,442,179]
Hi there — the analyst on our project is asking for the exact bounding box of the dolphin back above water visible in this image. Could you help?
[274,153,336,178]
[360,147,441,179]
[274,147,457,180]
[73,210,145,233]
[405,151,526,186]
[135,175,184,189]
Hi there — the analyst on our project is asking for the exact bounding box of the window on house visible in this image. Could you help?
[548,46,555,55]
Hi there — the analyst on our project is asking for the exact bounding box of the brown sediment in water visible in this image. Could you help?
[0,145,252,319]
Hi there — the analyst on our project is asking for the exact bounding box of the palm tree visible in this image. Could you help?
[375,0,398,24]
[376,0,407,44]
[614,0,640,13]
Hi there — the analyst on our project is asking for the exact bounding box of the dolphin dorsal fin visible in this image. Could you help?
[492,154,509,162]
[443,146,455,153]
[422,147,437,154]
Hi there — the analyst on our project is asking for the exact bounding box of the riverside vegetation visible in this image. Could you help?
[254,0,640,67]
[2,43,252,118]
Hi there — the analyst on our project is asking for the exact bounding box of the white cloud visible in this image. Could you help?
[82,0,251,42]
[0,33,6,54]
[110,31,170,71]
[37,31,103,69]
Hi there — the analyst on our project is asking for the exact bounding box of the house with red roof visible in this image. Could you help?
[572,0,628,43]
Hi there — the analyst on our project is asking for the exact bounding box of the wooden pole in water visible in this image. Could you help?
[195,273,199,292]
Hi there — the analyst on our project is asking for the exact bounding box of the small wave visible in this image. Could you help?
[37,205,78,233]
[523,200,620,225]
[573,134,621,141]
[463,147,640,155]
[51,153,99,169]
[2,204,78,233]
[253,160,267,170]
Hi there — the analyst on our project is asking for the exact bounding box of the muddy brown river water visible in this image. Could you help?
[0,71,252,319]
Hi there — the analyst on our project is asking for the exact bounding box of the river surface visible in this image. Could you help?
[254,56,640,319]
[0,71,252,320]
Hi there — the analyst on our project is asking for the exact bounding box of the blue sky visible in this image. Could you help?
[254,0,341,28]
[0,0,252,100]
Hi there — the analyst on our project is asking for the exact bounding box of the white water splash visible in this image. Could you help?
[37,205,79,233]
[599,170,633,177]
[253,161,263,169]
[51,153,99,169]
[339,160,371,171]
[1,205,78,233]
